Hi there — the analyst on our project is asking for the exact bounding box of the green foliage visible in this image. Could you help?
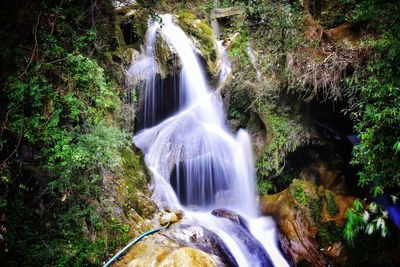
[227,90,251,127]
[198,0,236,15]
[243,0,305,57]
[343,0,400,197]
[0,1,146,265]
[344,200,388,245]
[228,32,251,68]
[326,191,339,216]
[344,199,366,244]
[292,184,309,206]
[4,59,131,264]
[257,178,275,195]
[256,101,303,180]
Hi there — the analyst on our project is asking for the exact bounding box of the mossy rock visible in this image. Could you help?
[155,32,182,79]
[177,12,220,79]
[260,179,356,266]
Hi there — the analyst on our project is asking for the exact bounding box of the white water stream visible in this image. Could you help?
[129,15,288,267]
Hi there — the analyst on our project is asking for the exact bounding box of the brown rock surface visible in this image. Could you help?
[260,179,355,266]
[114,234,217,267]
[300,161,348,195]
[158,247,218,267]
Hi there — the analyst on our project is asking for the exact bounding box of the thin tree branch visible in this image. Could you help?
[50,0,64,36]
[19,11,42,78]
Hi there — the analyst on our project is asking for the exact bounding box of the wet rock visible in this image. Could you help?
[166,223,238,267]
[260,179,355,266]
[211,209,273,266]
[211,208,249,231]
[119,103,135,132]
[114,223,219,267]
[155,32,182,79]
[227,221,273,267]
[160,211,180,226]
[177,12,219,79]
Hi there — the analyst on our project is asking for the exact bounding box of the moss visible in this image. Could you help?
[305,187,341,249]
[288,180,342,249]
[309,196,323,224]
[118,147,156,218]
[317,221,342,248]
[228,32,251,68]
[326,191,339,216]
[256,101,303,180]
[292,183,310,206]
[257,179,275,195]
[177,12,218,75]
[121,147,149,188]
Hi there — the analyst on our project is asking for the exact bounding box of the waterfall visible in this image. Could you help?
[128,14,288,267]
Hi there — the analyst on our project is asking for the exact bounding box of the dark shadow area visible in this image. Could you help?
[134,72,184,132]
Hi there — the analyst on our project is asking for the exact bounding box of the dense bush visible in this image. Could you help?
[343,0,400,199]
[0,0,150,265]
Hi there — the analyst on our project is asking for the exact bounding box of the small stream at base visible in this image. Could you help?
[128,15,289,267]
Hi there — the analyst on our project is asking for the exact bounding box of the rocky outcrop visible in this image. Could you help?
[165,223,238,266]
[260,179,356,266]
[114,221,231,267]
[211,208,249,231]
[122,244,217,267]
[177,12,220,80]
[157,247,218,267]
[211,209,273,267]
[299,161,348,195]
[155,32,182,79]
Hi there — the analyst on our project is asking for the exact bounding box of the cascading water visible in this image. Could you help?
[129,15,289,267]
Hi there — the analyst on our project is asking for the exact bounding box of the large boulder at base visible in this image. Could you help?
[113,232,179,266]
[114,232,216,267]
[158,247,217,267]
[260,179,355,266]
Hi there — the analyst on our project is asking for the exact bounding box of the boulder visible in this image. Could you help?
[112,1,137,12]
[158,247,217,267]
[210,7,243,20]
[155,32,182,79]
[114,231,180,267]
[115,230,218,267]
[260,179,356,266]
[165,223,238,267]
[300,161,348,195]
[211,208,249,231]
[160,211,180,226]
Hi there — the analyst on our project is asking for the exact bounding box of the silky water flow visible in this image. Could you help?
[128,15,289,267]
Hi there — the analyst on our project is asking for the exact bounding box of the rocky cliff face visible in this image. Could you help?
[101,1,400,266]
